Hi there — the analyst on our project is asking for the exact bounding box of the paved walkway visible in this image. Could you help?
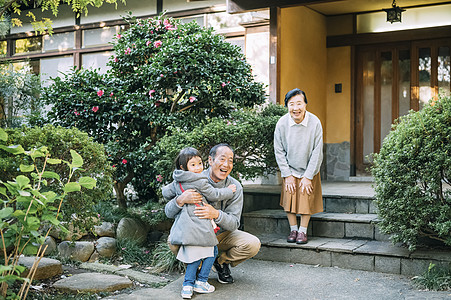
[103,259,451,300]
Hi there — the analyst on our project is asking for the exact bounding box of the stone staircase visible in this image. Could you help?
[242,182,451,277]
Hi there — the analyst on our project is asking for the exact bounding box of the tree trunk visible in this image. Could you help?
[113,170,134,209]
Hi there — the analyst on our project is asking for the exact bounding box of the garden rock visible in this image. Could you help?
[19,257,62,280]
[116,218,150,246]
[43,236,57,256]
[94,222,115,237]
[58,241,95,262]
[53,272,132,293]
[96,237,117,258]
[88,250,100,263]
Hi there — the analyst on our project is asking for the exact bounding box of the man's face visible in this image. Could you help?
[208,146,234,183]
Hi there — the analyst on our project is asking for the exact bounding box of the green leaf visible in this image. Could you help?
[0,128,7,141]
[70,150,83,168]
[20,164,35,172]
[0,187,6,196]
[23,244,38,255]
[0,207,14,219]
[18,190,31,197]
[0,144,25,155]
[64,182,81,193]
[41,191,57,203]
[16,175,30,188]
[47,158,62,165]
[79,177,96,189]
[42,171,60,180]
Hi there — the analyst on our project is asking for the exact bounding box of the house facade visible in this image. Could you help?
[1,0,450,180]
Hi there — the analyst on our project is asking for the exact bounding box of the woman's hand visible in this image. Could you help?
[299,177,313,195]
[176,189,202,206]
[285,175,296,194]
[194,202,220,219]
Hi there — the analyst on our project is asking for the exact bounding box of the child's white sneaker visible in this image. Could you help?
[181,285,193,299]
[193,280,215,293]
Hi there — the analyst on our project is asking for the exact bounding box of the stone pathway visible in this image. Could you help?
[53,273,133,293]
[19,257,62,280]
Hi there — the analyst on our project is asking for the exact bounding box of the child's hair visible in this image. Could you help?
[174,147,202,171]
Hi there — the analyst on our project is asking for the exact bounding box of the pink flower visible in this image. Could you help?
[112,164,116,168]
[160,74,164,78]
[114,57,118,62]
[221,82,226,87]
[163,19,170,26]
[150,30,154,34]
[92,106,99,112]
[74,110,80,116]
[97,214,101,218]
[149,89,155,97]
[125,47,131,55]
[156,175,163,182]
[122,159,127,164]
[154,40,162,48]
[146,40,151,46]
[110,92,114,97]
[189,96,196,103]
[97,90,104,97]
[116,34,122,39]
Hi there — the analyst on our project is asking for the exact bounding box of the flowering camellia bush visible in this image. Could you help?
[372,95,451,251]
[42,13,266,208]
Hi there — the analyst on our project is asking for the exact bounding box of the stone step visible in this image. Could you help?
[254,234,451,276]
[243,182,376,214]
[243,209,389,241]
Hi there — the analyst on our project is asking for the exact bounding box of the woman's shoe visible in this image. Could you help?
[287,230,298,243]
[296,231,308,244]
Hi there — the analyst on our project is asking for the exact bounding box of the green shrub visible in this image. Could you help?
[149,104,286,190]
[413,263,451,291]
[0,127,97,299]
[0,125,113,231]
[372,96,451,251]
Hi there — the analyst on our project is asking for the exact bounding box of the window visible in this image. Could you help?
[83,26,123,48]
[43,32,75,52]
[15,37,42,54]
[0,40,6,57]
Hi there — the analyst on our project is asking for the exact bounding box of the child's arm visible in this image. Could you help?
[162,181,177,200]
[197,178,234,202]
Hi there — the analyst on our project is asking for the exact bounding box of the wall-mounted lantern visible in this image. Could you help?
[383,0,406,23]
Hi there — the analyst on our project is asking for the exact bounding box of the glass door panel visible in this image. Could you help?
[398,50,411,117]
[419,47,432,109]
[362,51,375,164]
[380,51,392,148]
[438,46,450,97]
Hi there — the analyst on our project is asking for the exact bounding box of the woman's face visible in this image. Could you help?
[185,156,204,174]
[287,94,307,124]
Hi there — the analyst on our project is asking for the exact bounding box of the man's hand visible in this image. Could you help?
[176,189,202,207]
[285,175,296,194]
[299,177,313,195]
[194,202,220,219]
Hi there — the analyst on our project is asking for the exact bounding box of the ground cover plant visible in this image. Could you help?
[372,95,451,251]
[413,263,451,291]
[42,13,266,208]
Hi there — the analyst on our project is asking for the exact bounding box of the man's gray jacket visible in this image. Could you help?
[163,169,241,246]
[164,168,243,241]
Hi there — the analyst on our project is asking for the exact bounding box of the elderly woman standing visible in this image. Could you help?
[274,88,323,244]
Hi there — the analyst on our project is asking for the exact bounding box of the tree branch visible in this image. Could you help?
[0,0,19,20]
[170,91,185,113]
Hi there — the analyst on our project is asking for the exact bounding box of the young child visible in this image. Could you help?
[162,147,236,299]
